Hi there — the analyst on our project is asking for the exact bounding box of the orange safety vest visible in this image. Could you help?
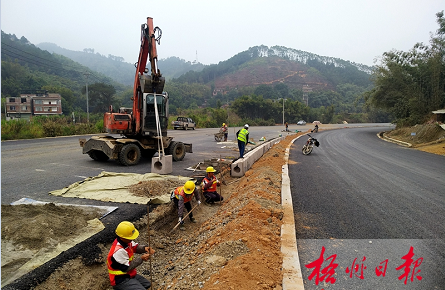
[107,239,137,286]
[174,186,193,203]
[202,176,217,193]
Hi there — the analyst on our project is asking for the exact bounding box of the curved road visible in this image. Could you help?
[289,127,445,289]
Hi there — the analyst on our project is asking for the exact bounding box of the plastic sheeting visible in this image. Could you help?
[49,171,191,204]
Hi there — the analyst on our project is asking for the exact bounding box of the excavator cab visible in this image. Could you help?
[142,92,169,137]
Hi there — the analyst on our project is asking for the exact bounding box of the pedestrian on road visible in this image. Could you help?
[285,122,289,132]
[172,180,201,230]
[201,166,223,204]
[107,221,155,290]
[236,124,249,158]
[221,123,228,141]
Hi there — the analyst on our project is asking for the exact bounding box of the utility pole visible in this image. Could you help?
[84,72,90,123]
[282,98,285,125]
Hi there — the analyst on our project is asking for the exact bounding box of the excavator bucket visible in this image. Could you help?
[139,74,165,94]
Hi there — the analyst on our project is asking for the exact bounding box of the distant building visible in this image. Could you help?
[6,91,62,120]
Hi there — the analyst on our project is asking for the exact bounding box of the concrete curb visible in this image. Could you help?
[229,134,305,288]
[378,131,412,147]
[281,135,305,290]
[231,136,286,177]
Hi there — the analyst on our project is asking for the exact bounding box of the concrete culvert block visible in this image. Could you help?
[231,158,246,177]
[250,147,262,162]
[151,155,172,174]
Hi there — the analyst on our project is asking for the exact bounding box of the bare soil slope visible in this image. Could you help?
[386,123,445,155]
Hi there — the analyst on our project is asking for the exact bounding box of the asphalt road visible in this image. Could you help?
[289,127,445,289]
[1,124,392,206]
[0,125,300,205]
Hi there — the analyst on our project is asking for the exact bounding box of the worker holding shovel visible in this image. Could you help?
[201,166,223,204]
[172,180,201,230]
[107,221,155,290]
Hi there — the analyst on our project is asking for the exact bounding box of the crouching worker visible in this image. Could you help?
[173,180,201,230]
[202,166,223,204]
[107,221,155,290]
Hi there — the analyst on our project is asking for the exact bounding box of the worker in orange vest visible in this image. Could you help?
[201,166,223,204]
[107,221,155,289]
[173,180,201,230]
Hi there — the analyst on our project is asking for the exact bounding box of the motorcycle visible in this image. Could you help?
[302,134,320,155]
[311,125,319,133]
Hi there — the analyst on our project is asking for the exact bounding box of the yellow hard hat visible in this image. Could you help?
[115,221,139,240]
[183,180,196,194]
[223,123,225,126]
[206,166,217,173]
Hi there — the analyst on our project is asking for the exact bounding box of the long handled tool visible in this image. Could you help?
[170,203,200,233]
[192,162,202,173]
[219,156,223,203]
[147,202,153,290]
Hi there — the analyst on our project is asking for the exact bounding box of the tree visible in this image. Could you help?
[82,82,116,113]
[365,11,445,126]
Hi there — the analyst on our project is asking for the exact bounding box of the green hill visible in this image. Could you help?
[2,31,377,123]
[1,31,129,114]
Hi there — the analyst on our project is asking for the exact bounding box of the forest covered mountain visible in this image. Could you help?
[2,30,377,122]
[37,42,206,85]
[175,45,373,92]
[36,42,373,94]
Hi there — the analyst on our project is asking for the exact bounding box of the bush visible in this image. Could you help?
[1,119,45,140]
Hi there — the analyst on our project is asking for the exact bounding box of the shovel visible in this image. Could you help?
[170,203,200,233]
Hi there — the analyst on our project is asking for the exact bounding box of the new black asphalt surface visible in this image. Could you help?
[289,127,445,289]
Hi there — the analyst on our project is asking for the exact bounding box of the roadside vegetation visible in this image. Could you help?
[364,11,445,128]
[1,114,103,140]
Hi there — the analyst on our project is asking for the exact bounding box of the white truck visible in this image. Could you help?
[172,117,196,130]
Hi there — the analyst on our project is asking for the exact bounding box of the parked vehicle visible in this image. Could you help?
[297,120,306,125]
[302,134,320,155]
[172,117,196,130]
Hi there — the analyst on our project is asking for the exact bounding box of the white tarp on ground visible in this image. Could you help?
[49,171,191,204]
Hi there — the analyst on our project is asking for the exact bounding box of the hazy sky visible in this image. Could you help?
[1,0,443,67]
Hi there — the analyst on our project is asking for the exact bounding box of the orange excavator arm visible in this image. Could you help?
[133,17,165,133]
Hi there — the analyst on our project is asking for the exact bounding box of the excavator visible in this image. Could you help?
[79,17,192,166]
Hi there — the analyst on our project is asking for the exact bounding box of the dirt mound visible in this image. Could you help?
[23,133,301,290]
[1,203,104,286]
[1,203,102,250]
[129,179,186,198]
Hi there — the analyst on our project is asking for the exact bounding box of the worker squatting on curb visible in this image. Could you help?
[236,124,250,158]
[107,221,155,290]
[172,180,201,230]
[201,166,223,204]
